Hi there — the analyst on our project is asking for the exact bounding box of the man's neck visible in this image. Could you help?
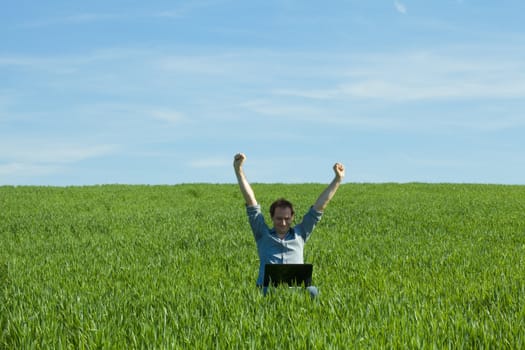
[274,228,291,239]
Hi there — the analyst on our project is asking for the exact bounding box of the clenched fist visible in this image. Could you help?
[333,162,345,180]
[233,153,246,171]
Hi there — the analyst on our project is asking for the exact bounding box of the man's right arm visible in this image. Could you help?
[233,153,257,207]
[312,162,345,212]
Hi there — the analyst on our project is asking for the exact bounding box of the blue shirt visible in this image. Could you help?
[246,204,323,286]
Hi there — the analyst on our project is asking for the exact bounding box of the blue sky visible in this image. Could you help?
[1,0,524,185]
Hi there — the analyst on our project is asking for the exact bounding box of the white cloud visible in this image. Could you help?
[0,141,119,180]
[240,99,320,117]
[0,162,63,176]
[157,54,242,76]
[149,109,188,124]
[241,94,525,133]
[0,49,147,75]
[337,79,525,101]
[19,10,183,28]
[153,11,184,19]
[0,142,118,164]
[272,88,339,100]
[19,12,127,28]
[64,13,128,23]
[272,50,525,102]
[82,104,190,125]
[18,2,206,29]
[394,1,407,14]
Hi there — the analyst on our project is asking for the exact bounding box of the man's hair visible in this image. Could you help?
[270,198,295,218]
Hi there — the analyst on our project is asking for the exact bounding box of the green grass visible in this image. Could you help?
[1,183,524,349]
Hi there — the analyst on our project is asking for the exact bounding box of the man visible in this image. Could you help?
[233,153,345,297]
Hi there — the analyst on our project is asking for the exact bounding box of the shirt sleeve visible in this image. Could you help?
[246,204,269,241]
[295,206,323,241]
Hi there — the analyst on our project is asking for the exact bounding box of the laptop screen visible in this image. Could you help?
[263,263,313,287]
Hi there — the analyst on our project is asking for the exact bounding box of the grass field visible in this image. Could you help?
[1,183,524,349]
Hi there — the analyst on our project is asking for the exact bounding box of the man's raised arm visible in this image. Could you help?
[313,162,345,212]
[233,153,258,207]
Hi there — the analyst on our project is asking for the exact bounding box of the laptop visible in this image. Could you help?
[263,263,313,287]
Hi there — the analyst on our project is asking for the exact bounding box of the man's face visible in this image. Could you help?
[271,206,294,236]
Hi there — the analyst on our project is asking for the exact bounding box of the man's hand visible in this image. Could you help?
[233,153,246,171]
[333,162,345,181]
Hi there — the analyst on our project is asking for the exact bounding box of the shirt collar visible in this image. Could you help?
[270,227,295,239]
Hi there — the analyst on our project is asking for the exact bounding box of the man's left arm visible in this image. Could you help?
[313,163,345,212]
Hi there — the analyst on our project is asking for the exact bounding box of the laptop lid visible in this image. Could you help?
[263,263,313,287]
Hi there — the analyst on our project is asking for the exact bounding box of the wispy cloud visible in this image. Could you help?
[337,79,525,101]
[239,99,320,118]
[241,94,525,133]
[149,109,189,124]
[0,141,119,179]
[274,79,525,102]
[71,103,190,123]
[394,1,407,14]
[0,162,63,176]
[0,48,150,75]
[273,50,525,102]
[17,0,220,28]
[153,11,184,19]
[0,141,118,164]
[63,13,127,23]
[3,45,524,149]
[20,12,129,27]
